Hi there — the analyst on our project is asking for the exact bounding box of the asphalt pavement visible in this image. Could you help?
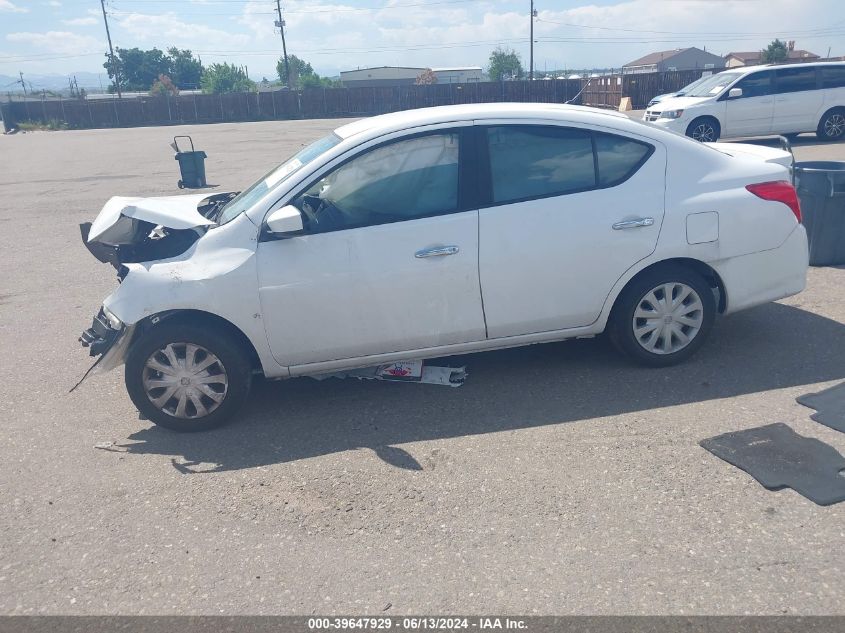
[1,117,844,615]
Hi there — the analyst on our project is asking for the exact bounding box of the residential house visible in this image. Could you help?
[622,47,726,74]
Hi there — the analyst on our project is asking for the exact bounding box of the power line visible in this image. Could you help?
[109,0,481,14]
[534,17,845,38]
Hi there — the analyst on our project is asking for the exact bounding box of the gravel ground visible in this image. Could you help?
[0,117,843,615]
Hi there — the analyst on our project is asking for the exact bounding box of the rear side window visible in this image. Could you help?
[821,65,845,89]
[486,126,595,203]
[775,66,818,93]
[594,133,653,187]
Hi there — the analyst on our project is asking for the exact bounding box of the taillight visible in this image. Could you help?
[746,181,802,223]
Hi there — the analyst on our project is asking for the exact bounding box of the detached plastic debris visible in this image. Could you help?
[313,360,467,387]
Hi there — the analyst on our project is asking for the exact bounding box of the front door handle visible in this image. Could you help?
[612,217,654,230]
[415,245,460,258]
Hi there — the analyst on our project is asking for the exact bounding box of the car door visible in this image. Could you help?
[476,123,666,339]
[773,65,823,132]
[256,127,487,368]
[722,70,774,137]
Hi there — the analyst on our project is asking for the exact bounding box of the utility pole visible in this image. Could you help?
[19,71,26,96]
[99,0,121,98]
[275,0,291,88]
[529,1,537,81]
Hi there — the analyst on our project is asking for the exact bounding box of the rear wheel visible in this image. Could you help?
[609,267,716,367]
[817,108,845,141]
[685,117,720,142]
[125,322,252,431]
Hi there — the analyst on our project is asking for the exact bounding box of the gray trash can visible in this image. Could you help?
[793,161,845,266]
[172,135,207,189]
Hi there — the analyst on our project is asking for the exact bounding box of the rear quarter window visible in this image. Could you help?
[594,132,653,187]
[821,65,845,89]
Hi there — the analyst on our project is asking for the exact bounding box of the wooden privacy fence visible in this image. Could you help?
[623,69,704,108]
[0,80,582,130]
[0,70,709,131]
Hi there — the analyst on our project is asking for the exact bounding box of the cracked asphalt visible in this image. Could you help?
[0,117,843,614]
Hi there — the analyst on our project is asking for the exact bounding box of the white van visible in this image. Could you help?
[644,62,845,142]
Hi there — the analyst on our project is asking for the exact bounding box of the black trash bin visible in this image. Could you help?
[173,135,207,189]
[793,160,845,266]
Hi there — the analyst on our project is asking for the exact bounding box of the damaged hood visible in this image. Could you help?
[82,191,238,270]
[88,193,218,245]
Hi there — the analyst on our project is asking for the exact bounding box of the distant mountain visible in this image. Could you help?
[0,71,109,93]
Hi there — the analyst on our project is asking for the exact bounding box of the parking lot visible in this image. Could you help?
[1,118,844,615]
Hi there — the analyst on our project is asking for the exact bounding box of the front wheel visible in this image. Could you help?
[817,109,845,141]
[125,322,252,431]
[609,268,716,367]
[685,117,720,142]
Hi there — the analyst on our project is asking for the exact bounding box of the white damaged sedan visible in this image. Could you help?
[79,103,808,431]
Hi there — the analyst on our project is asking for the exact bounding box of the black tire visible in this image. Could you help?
[816,108,845,141]
[608,266,716,367]
[125,322,252,431]
[685,117,721,142]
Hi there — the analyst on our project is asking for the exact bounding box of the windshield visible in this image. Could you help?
[677,75,710,94]
[217,133,342,225]
[684,72,743,97]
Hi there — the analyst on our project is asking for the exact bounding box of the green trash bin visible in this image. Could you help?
[173,135,207,189]
[793,160,845,266]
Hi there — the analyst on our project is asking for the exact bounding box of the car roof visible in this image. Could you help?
[334,103,634,140]
[726,60,845,75]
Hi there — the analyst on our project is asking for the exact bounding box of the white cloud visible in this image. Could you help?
[114,11,251,48]
[6,31,101,56]
[0,0,28,13]
[48,1,62,7]
[63,17,98,26]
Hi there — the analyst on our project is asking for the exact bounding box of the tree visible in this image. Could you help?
[415,69,438,85]
[150,74,179,96]
[104,47,169,92]
[762,39,789,64]
[488,47,524,81]
[167,48,202,89]
[276,54,314,88]
[200,63,255,94]
[104,47,203,92]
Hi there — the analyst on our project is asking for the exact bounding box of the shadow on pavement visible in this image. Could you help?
[117,302,845,473]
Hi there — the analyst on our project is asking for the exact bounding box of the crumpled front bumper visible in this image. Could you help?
[76,308,136,384]
[79,308,123,356]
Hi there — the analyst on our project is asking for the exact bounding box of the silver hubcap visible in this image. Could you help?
[633,282,704,355]
[824,113,845,138]
[142,343,228,419]
[691,123,715,142]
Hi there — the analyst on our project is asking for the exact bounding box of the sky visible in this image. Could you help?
[1,0,844,84]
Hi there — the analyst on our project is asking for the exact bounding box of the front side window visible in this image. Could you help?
[294,133,460,233]
[775,66,818,93]
[486,126,595,204]
[734,70,773,98]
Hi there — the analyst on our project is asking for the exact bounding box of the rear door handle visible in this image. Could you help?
[612,217,654,230]
[415,245,460,258]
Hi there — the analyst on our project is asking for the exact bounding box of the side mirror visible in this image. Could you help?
[266,205,304,235]
[728,87,743,99]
